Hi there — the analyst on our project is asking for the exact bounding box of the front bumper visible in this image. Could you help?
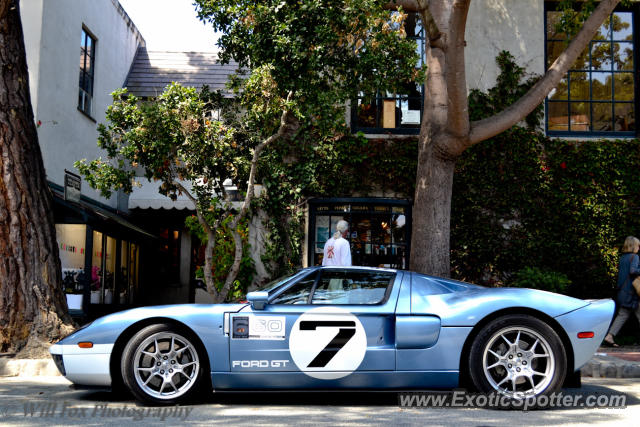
[50,343,113,386]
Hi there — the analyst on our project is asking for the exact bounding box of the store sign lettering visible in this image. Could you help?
[64,171,81,203]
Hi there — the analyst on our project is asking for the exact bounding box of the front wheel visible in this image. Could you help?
[121,323,205,404]
[468,314,567,400]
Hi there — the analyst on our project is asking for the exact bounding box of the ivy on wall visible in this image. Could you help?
[452,128,640,298]
[452,51,640,298]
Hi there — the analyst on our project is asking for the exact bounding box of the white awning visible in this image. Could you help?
[128,180,195,210]
[128,179,251,210]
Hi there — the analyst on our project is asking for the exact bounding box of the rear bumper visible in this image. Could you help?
[555,299,615,371]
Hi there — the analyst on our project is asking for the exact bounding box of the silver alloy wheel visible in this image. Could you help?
[482,326,555,399]
[132,332,200,400]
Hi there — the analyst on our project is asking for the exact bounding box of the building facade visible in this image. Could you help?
[19,1,639,310]
[310,1,639,269]
[20,0,150,319]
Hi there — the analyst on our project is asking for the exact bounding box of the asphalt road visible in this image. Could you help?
[0,376,638,426]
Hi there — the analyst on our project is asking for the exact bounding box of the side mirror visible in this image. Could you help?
[246,291,269,310]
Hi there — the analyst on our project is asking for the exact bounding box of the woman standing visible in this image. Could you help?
[604,236,640,347]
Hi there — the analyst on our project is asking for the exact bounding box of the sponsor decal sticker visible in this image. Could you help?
[231,315,285,340]
[288,307,366,380]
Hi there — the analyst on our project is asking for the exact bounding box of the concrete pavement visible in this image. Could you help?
[0,376,638,426]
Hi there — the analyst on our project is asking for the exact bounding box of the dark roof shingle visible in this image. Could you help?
[124,48,238,98]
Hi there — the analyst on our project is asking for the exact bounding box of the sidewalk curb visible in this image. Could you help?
[581,353,640,378]
[0,358,60,377]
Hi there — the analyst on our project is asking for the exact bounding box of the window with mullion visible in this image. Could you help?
[545,4,636,136]
[351,13,424,135]
[78,28,96,117]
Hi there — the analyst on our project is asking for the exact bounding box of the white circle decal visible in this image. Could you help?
[289,307,367,380]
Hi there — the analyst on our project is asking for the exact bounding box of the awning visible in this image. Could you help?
[128,179,249,211]
[128,180,195,210]
[49,182,157,239]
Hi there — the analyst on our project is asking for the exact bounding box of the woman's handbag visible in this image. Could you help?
[629,255,640,296]
[633,276,640,297]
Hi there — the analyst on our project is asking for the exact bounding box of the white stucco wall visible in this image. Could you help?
[19,0,44,114]
[466,0,545,92]
[20,0,144,208]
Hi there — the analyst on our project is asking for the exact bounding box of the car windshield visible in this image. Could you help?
[254,269,309,294]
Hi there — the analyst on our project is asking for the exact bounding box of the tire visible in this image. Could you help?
[468,314,567,400]
[121,323,206,405]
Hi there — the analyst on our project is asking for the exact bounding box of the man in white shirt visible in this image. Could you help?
[322,220,352,266]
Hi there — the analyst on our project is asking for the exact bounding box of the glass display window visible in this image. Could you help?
[91,231,103,304]
[310,200,410,269]
[55,224,87,310]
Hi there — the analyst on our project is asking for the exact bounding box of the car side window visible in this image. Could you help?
[311,270,395,305]
[270,272,318,304]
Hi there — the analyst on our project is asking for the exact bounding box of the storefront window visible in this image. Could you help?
[91,230,103,304]
[104,236,116,304]
[129,243,139,304]
[55,224,87,310]
[119,241,130,304]
[158,228,181,284]
[311,200,410,269]
[89,231,118,305]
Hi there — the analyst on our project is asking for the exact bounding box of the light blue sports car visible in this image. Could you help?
[50,266,614,404]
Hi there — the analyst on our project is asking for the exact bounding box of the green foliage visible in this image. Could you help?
[75,84,251,202]
[554,1,632,40]
[256,126,418,277]
[75,83,258,301]
[194,0,423,279]
[451,123,640,298]
[511,267,572,294]
[429,50,637,299]
[195,0,422,104]
[469,51,542,129]
[185,215,255,301]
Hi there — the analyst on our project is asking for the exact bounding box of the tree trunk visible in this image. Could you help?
[0,0,73,357]
[407,0,618,277]
[409,1,461,277]
[409,140,456,277]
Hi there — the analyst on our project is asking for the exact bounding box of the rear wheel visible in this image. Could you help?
[468,314,567,399]
[121,323,205,404]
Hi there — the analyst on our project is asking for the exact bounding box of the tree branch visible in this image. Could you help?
[176,181,218,298]
[219,227,243,301]
[445,0,471,139]
[385,0,420,13]
[218,91,297,301]
[386,1,443,46]
[419,1,444,47]
[229,91,296,230]
[468,0,621,148]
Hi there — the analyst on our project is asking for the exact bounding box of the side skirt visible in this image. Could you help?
[211,371,459,390]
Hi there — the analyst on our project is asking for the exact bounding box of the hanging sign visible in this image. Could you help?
[64,170,81,202]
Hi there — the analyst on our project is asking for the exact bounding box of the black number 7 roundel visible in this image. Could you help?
[289,307,367,380]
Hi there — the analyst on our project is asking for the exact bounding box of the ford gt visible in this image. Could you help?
[50,266,614,404]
